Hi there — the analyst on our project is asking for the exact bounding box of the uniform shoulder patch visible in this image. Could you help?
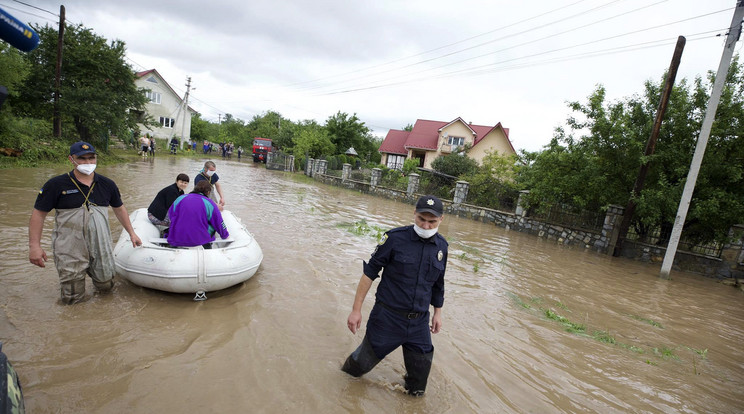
[378,233,388,245]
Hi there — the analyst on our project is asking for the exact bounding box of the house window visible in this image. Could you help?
[447,136,465,147]
[386,154,405,170]
[144,89,161,104]
[146,76,158,84]
[159,117,175,128]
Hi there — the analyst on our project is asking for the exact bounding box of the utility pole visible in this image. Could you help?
[218,113,222,141]
[179,76,192,149]
[614,36,686,256]
[660,0,744,279]
[52,5,64,138]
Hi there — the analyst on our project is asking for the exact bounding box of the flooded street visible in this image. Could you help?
[1,156,743,413]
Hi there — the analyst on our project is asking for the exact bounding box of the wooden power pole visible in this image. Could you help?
[52,5,65,138]
[614,36,686,256]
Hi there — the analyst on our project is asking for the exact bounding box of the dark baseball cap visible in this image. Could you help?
[70,141,96,156]
[415,195,443,217]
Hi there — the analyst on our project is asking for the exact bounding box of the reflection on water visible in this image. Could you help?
[1,156,742,413]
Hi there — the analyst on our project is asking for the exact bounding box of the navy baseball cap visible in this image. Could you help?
[415,195,443,217]
[70,141,96,156]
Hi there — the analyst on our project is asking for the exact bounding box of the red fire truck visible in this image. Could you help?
[252,137,272,163]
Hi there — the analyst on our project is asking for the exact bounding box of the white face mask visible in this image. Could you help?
[206,170,216,177]
[413,224,438,239]
[75,163,97,175]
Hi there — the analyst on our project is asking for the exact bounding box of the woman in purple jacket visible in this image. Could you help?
[166,181,229,249]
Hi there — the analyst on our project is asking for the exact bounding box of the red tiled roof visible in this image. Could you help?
[404,119,447,150]
[379,117,513,155]
[379,129,410,155]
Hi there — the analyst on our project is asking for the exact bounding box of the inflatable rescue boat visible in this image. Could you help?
[113,208,262,300]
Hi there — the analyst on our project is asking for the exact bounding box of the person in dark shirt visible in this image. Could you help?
[193,161,225,208]
[342,195,448,396]
[147,173,189,226]
[28,141,142,304]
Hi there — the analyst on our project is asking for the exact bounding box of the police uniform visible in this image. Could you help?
[343,220,448,395]
[34,170,124,303]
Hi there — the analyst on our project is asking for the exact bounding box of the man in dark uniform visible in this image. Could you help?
[28,141,142,304]
[342,195,448,396]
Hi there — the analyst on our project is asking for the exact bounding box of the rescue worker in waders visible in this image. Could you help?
[342,195,448,396]
[28,141,142,304]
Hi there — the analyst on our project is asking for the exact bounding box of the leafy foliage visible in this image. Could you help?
[517,58,744,244]
[16,23,148,147]
[431,153,479,178]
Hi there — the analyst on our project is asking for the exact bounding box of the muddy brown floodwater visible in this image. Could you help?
[1,156,743,413]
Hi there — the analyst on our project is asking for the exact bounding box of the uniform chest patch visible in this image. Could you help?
[61,189,80,195]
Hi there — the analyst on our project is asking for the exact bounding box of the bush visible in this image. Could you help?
[431,153,479,178]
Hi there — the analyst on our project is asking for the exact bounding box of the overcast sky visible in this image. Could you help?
[4,0,740,151]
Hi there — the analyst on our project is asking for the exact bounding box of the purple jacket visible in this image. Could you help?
[166,193,229,247]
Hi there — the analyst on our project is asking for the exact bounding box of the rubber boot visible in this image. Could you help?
[60,279,87,305]
[342,335,380,377]
[92,278,114,294]
[403,348,434,396]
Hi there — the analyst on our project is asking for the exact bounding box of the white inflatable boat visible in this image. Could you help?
[113,208,263,300]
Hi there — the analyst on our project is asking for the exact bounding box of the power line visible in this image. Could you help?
[282,0,597,89]
[317,32,721,96]
[306,7,733,96]
[10,0,56,16]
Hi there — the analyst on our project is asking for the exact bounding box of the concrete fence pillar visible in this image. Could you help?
[342,163,351,181]
[454,181,469,204]
[371,168,382,187]
[720,224,744,279]
[266,152,273,164]
[306,158,314,177]
[407,173,420,197]
[317,159,328,175]
[287,155,295,172]
[603,204,625,255]
[515,190,530,217]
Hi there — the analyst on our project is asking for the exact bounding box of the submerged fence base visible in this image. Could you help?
[303,168,743,280]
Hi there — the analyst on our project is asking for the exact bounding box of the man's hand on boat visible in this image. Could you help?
[130,232,143,247]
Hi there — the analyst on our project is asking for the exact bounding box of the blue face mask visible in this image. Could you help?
[413,224,438,239]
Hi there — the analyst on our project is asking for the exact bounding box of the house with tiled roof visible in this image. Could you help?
[379,117,515,170]
[133,69,196,143]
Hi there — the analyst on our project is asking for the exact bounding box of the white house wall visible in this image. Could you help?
[134,74,193,143]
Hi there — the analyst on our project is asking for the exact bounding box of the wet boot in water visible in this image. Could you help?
[403,348,434,396]
[342,335,380,377]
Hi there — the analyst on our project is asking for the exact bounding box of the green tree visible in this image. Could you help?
[16,23,148,147]
[325,111,369,155]
[292,120,335,158]
[518,58,744,244]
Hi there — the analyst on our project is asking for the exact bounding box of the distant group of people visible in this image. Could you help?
[28,142,447,397]
[138,135,156,157]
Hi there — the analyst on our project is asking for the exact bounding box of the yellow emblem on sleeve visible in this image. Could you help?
[378,234,388,245]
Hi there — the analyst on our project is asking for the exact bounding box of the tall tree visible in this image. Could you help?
[517,58,744,244]
[325,111,369,154]
[16,23,148,146]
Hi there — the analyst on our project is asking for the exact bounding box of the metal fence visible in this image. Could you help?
[416,169,457,200]
[625,226,724,257]
[529,204,606,232]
